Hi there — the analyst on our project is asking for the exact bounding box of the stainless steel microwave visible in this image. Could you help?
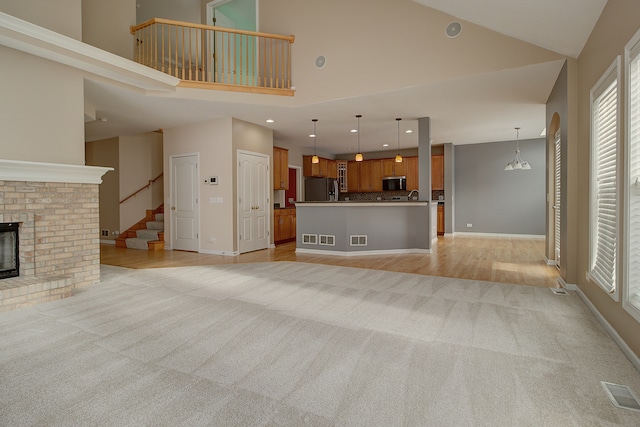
[382,176,406,191]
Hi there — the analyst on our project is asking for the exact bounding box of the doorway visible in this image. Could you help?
[238,150,269,253]
[170,154,200,252]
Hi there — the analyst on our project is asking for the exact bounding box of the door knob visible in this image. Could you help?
[171,206,176,210]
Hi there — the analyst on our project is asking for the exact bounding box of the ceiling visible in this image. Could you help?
[85,1,607,154]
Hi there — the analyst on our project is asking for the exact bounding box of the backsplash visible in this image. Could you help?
[338,190,445,201]
[339,191,413,201]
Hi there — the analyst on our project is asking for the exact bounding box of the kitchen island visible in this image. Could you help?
[295,201,436,255]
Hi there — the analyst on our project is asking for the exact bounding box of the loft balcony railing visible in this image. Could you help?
[130,18,295,95]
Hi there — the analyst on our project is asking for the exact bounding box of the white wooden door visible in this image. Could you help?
[238,151,269,253]
[171,154,199,252]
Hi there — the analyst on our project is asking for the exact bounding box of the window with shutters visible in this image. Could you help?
[554,130,561,269]
[589,57,621,300]
[624,30,640,320]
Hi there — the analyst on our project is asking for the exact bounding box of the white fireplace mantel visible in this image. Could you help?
[0,159,113,184]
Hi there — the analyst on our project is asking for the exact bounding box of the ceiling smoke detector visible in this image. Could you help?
[315,56,327,69]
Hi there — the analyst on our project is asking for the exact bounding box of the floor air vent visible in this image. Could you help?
[319,235,335,246]
[350,235,367,246]
[601,382,640,412]
[302,234,317,245]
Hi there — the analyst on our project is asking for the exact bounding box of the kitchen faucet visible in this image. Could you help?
[408,189,419,199]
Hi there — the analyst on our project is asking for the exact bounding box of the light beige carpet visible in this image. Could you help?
[1,262,639,426]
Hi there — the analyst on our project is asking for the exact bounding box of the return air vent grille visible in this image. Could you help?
[350,235,367,246]
[302,234,317,245]
[319,235,335,246]
[602,382,640,412]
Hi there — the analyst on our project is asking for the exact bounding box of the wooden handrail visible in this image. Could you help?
[120,173,163,205]
[131,18,295,43]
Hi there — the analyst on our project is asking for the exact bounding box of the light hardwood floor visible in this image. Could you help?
[101,235,560,288]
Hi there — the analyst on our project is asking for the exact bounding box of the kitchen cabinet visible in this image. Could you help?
[303,156,337,178]
[432,154,444,191]
[273,146,289,190]
[382,158,405,177]
[360,160,383,192]
[347,161,360,192]
[437,205,444,235]
[274,208,296,243]
[405,156,419,191]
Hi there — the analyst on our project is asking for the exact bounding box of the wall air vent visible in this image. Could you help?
[319,235,335,246]
[350,235,367,246]
[302,234,318,245]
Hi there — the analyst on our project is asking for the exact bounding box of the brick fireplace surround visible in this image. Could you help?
[0,160,112,311]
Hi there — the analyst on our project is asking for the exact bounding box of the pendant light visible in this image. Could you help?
[395,118,403,163]
[311,119,319,164]
[354,114,363,162]
[504,127,531,171]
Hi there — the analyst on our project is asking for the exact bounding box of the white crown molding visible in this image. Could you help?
[0,159,113,184]
[0,12,180,92]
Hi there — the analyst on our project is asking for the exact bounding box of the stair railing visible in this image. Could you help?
[120,173,163,205]
[130,18,295,94]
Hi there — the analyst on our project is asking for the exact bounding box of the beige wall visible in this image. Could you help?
[0,0,82,39]
[260,0,564,106]
[82,0,136,60]
[576,0,640,358]
[0,47,85,165]
[119,133,164,231]
[164,118,234,253]
[86,137,120,241]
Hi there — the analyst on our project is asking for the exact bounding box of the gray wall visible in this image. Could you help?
[454,138,546,235]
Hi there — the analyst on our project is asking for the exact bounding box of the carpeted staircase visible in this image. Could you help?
[115,206,164,251]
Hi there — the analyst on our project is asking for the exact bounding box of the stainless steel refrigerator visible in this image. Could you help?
[304,177,339,201]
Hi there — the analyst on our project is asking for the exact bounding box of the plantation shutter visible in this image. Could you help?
[554,131,561,267]
[590,62,619,295]
[628,41,640,306]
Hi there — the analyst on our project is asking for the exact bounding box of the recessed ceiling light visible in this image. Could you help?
[350,129,358,133]
[266,119,274,123]
[98,117,108,122]
[405,129,413,134]
[309,133,316,138]
[382,143,390,147]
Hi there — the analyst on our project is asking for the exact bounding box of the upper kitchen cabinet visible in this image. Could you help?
[303,156,337,178]
[431,154,444,191]
[382,158,405,177]
[405,157,418,191]
[273,146,289,190]
[359,159,383,192]
[347,161,360,192]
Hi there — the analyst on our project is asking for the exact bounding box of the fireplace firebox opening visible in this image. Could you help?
[0,223,19,280]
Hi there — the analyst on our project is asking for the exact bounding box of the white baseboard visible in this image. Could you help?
[198,249,238,256]
[295,248,432,256]
[568,282,640,372]
[453,232,545,239]
[544,256,557,266]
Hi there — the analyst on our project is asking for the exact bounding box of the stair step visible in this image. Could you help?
[146,221,164,230]
[155,213,164,222]
[136,229,160,240]
[125,238,150,250]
